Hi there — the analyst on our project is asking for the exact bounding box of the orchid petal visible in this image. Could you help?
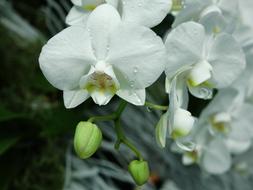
[165,22,205,78]
[66,6,89,26]
[208,33,246,88]
[202,138,231,174]
[87,4,121,60]
[39,26,95,91]
[116,89,146,106]
[108,23,166,89]
[63,89,90,108]
[120,0,172,28]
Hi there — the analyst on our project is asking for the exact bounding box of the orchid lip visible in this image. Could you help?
[210,112,231,134]
[187,60,213,87]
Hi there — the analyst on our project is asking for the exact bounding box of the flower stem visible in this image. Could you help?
[88,100,127,123]
[145,101,168,111]
[114,119,143,160]
[87,100,143,159]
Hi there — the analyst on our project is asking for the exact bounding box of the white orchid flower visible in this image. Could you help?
[165,22,245,101]
[174,88,253,174]
[193,88,253,173]
[155,74,196,148]
[66,0,172,27]
[168,77,195,140]
[66,0,118,26]
[173,0,239,34]
[200,89,253,142]
[187,122,232,174]
[39,4,167,108]
[171,116,231,174]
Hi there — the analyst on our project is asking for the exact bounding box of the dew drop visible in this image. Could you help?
[106,45,110,53]
[199,87,212,99]
[133,66,138,74]
[133,92,141,104]
[130,80,135,88]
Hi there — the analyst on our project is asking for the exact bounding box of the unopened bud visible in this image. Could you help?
[171,108,195,139]
[74,121,102,159]
[128,160,150,186]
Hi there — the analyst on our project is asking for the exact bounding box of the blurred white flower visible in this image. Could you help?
[195,88,253,173]
[200,89,253,142]
[165,21,245,101]
[66,0,172,27]
[173,0,239,34]
[66,0,118,26]
[39,4,166,108]
[156,75,196,149]
[168,77,196,140]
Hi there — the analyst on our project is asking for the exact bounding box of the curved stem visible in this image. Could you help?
[88,100,128,123]
[87,100,143,160]
[88,113,116,123]
[145,101,168,111]
[114,119,143,160]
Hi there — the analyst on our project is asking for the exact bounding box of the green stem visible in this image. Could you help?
[88,100,127,123]
[88,100,143,160]
[145,101,168,111]
[88,113,116,123]
[114,119,143,160]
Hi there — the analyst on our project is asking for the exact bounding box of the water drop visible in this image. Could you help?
[130,80,135,88]
[133,66,138,74]
[106,45,110,53]
[199,87,212,99]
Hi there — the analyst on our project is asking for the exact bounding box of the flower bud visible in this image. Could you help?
[187,60,213,87]
[74,121,102,159]
[128,160,150,186]
[171,108,195,139]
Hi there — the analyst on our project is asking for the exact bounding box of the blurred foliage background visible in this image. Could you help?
[1,0,253,190]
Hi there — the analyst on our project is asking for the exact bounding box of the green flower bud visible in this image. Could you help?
[128,160,150,186]
[74,121,102,159]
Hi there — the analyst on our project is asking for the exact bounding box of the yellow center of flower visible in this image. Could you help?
[172,0,185,11]
[210,112,231,134]
[83,5,97,11]
[85,71,118,94]
[185,150,198,162]
[212,26,221,34]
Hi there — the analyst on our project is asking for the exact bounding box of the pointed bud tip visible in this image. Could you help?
[128,160,150,186]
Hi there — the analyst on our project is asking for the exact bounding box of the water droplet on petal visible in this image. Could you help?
[130,80,135,88]
[133,66,138,74]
